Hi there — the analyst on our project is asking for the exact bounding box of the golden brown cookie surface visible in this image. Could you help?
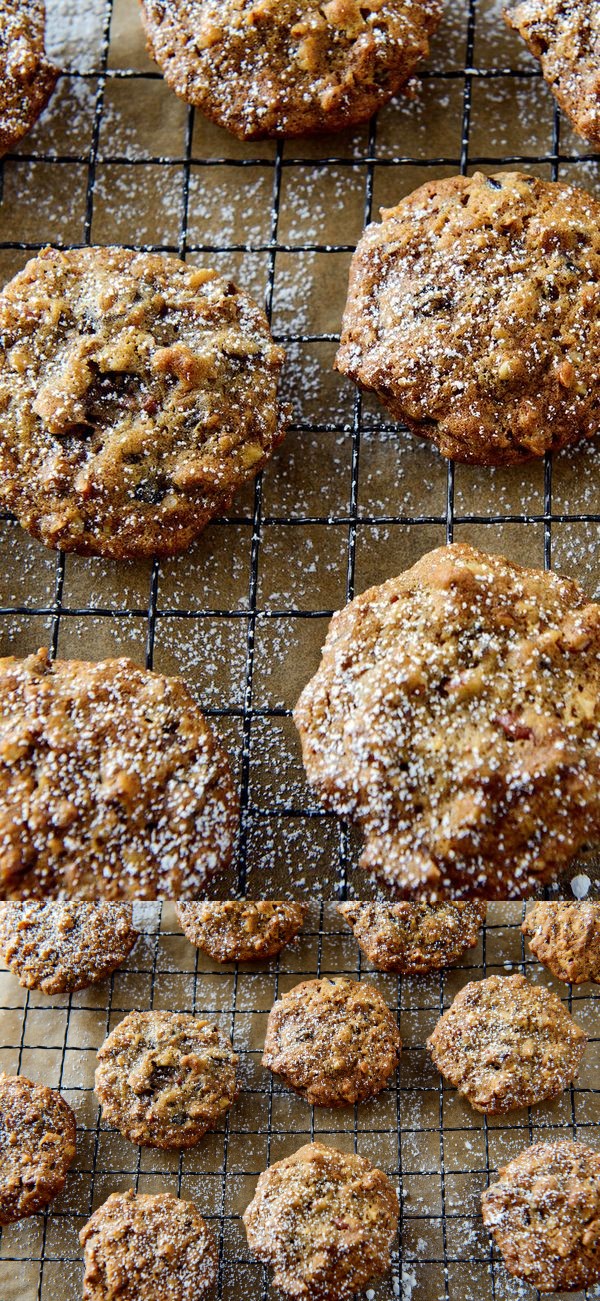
[0,1072,76,1224]
[0,903,138,992]
[0,1,58,156]
[505,0,600,147]
[80,1189,218,1300]
[176,901,307,961]
[337,902,486,972]
[523,901,600,983]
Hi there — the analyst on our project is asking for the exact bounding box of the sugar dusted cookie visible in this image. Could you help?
[176,900,307,961]
[0,1072,76,1224]
[337,902,486,972]
[505,0,600,148]
[0,1,58,156]
[80,1189,218,1300]
[523,901,600,983]
[0,903,138,992]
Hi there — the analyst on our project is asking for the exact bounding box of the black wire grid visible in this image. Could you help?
[0,0,599,901]
[0,902,598,1301]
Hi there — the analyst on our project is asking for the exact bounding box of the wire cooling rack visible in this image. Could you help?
[0,0,598,898]
[0,902,598,1301]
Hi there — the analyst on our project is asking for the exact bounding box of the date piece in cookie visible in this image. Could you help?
[262,976,401,1106]
[337,902,486,973]
[80,1189,218,1301]
[0,1,58,156]
[0,649,238,900]
[0,903,138,993]
[427,973,587,1114]
[336,170,600,464]
[243,1141,399,1299]
[0,1072,76,1224]
[95,1009,238,1147]
[139,0,443,141]
[0,246,285,557]
[522,901,600,984]
[482,1140,600,1292]
[505,0,600,148]
[294,543,600,900]
[175,901,307,962]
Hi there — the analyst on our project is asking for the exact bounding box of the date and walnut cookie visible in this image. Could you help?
[0,245,285,557]
[0,903,138,993]
[427,973,587,1114]
[139,0,443,141]
[294,543,600,900]
[337,902,487,973]
[80,1189,218,1301]
[0,1,58,156]
[336,170,600,464]
[481,1140,600,1293]
[0,649,238,900]
[505,0,600,148]
[262,976,401,1106]
[0,1072,76,1225]
[522,901,600,984]
[95,1009,238,1148]
[243,1141,399,1300]
[175,901,308,962]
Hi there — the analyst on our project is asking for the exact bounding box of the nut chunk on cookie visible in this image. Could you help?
[243,1142,399,1299]
[338,902,486,973]
[522,901,600,984]
[481,1141,600,1292]
[294,543,600,899]
[427,973,587,1114]
[80,1189,217,1301]
[0,649,238,900]
[0,1072,76,1224]
[505,0,600,148]
[336,171,600,463]
[0,1,58,156]
[0,903,138,992]
[176,900,307,962]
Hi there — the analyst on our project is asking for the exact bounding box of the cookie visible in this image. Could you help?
[139,0,442,141]
[262,976,401,1106]
[175,901,307,962]
[294,543,600,900]
[0,903,138,993]
[337,902,487,973]
[0,1072,76,1224]
[0,1,58,156]
[336,170,600,464]
[0,649,238,900]
[427,972,587,1114]
[95,1010,238,1147]
[522,901,600,984]
[505,0,600,147]
[243,1141,399,1299]
[0,245,285,557]
[481,1140,600,1292]
[80,1189,218,1301]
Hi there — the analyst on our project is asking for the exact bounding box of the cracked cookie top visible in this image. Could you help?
[0,1,58,156]
[176,901,308,961]
[522,901,600,983]
[80,1189,218,1300]
[0,1072,76,1224]
[337,902,486,972]
[0,902,138,991]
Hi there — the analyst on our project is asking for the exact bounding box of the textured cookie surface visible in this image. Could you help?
[427,973,587,1113]
[0,649,238,900]
[482,1140,600,1292]
[505,0,600,146]
[0,1,58,155]
[337,902,486,972]
[0,246,285,556]
[0,1072,76,1224]
[176,901,307,961]
[336,171,600,463]
[262,976,401,1105]
[80,1189,218,1301]
[139,0,442,140]
[0,903,138,992]
[95,1010,238,1147]
[243,1142,399,1299]
[294,543,600,900]
[523,901,600,983]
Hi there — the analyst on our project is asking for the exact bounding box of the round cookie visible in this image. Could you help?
[0,1072,76,1224]
[0,1,58,156]
[336,171,600,464]
[293,543,600,900]
[0,245,285,557]
[80,1189,218,1301]
[0,903,138,993]
[426,973,587,1114]
[175,901,307,962]
[337,902,487,973]
[262,976,401,1105]
[505,0,600,148]
[481,1140,600,1292]
[522,901,600,984]
[139,0,443,141]
[95,1010,238,1147]
[0,649,238,900]
[243,1141,399,1299]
